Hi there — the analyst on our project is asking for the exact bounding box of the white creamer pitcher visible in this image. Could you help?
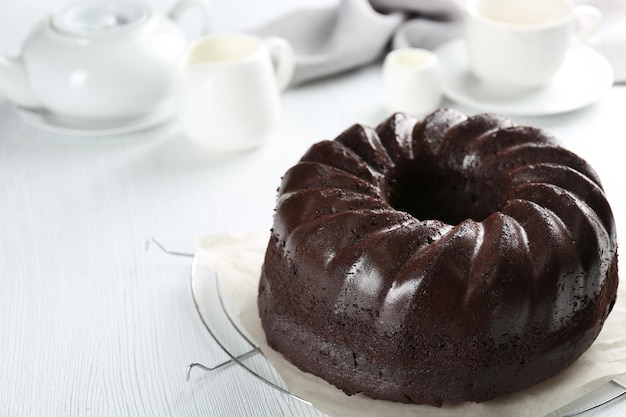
[177,33,295,153]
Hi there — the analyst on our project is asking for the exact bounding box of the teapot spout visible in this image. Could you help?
[0,55,41,108]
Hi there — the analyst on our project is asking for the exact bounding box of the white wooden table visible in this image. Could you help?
[1,0,624,415]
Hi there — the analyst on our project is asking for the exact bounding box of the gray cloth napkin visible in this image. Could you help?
[250,0,626,85]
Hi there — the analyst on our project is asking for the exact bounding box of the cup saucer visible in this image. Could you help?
[14,101,175,136]
[433,38,614,116]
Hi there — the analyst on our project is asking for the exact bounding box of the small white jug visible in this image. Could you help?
[382,48,442,117]
[177,33,295,153]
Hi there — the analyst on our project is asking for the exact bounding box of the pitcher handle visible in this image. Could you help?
[169,0,211,38]
[265,37,295,92]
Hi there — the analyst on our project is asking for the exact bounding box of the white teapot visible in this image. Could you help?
[0,0,209,124]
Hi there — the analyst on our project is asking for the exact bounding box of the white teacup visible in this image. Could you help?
[465,0,601,90]
[177,33,295,153]
[382,48,442,117]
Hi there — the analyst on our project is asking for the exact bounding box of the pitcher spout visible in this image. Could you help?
[0,55,41,108]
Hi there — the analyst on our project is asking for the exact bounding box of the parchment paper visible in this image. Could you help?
[196,233,626,417]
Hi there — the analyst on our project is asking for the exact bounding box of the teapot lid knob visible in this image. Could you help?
[50,0,151,36]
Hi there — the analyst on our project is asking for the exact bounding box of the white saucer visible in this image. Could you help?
[434,38,614,116]
[15,102,174,136]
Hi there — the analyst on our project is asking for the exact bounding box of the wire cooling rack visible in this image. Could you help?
[148,237,626,417]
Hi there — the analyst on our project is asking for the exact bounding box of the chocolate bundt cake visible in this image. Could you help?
[258,109,619,406]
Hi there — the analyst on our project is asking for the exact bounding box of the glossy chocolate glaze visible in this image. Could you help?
[258,109,619,406]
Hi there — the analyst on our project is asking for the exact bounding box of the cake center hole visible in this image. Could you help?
[388,164,490,225]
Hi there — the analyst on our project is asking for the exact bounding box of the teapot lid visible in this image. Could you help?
[50,1,151,36]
